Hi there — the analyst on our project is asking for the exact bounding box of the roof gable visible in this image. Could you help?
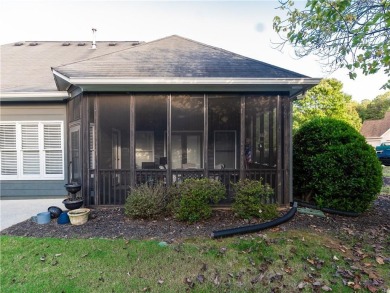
[361,111,390,137]
[53,35,308,79]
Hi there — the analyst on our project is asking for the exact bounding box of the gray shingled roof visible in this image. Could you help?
[1,41,141,92]
[361,112,390,137]
[54,35,308,79]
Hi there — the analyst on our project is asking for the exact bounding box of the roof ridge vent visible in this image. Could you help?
[108,42,117,46]
[78,42,86,46]
[29,42,38,46]
[14,42,24,46]
[62,42,71,46]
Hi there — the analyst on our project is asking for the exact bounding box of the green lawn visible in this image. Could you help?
[1,231,388,292]
[382,166,390,178]
[381,166,390,195]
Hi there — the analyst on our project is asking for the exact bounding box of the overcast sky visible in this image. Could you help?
[1,0,388,102]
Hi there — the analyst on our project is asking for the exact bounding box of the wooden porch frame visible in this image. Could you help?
[75,92,292,206]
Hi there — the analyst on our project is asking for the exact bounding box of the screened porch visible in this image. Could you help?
[70,93,291,206]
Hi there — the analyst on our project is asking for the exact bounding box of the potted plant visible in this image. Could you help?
[63,182,83,210]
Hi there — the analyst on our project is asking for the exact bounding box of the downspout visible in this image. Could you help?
[212,202,298,238]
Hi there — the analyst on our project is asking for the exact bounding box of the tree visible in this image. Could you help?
[364,91,390,120]
[355,99,371,122]
[273,0,390,89]
[293,78,361,131]
[293,117,382,213]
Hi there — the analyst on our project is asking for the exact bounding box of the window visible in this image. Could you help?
[135,131,154,168]
[89,123,95,170]
[0,121,64,180]
[168,132,203,169]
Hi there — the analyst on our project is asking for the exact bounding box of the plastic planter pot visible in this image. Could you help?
[62,199,84,210]
[68,208,90,225]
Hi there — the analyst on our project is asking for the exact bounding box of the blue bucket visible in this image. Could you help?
[57,211,70,224]
[31,212,51,224]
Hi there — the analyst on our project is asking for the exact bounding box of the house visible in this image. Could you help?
[360,112,390,147]
[1,35,320,205]
[0,40,142,198]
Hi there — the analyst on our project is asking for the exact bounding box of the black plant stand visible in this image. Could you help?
[64,183,83,210]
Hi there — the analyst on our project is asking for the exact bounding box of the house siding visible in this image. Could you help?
[0,103,68,198]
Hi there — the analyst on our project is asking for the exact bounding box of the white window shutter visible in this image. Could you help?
[0,124,16,149]
[0,124,17,175]
[1,151,17,175]
[44,124,63,175]
[0,121,63,179]
[45,150,63,174]
[21,124,39,149]
[44,124,62,149]
[21,124,40,175]
[22,151,40,175]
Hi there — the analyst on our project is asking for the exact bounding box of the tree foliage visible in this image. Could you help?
[293,78,361,131]
[293,117,382,213]
[357,91,390,121]
[273,0,390,89]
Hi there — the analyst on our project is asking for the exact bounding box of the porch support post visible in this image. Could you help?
[166,94,172,186]
[276,95,282,204]
[240,96,246,180]
[95,95,100,205]
[129,95,135,188]
[284,98,293,204]
[203,94,208,178]
[81,93,89,205]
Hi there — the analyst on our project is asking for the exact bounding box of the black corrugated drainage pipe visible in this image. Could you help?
[211,202,298,239]
[292,200,360,217]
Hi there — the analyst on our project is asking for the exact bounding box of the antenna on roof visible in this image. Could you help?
[91,28,97,49]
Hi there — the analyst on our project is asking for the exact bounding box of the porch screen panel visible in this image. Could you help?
[208,96,240,169]
[171,94,204,169]
[97,94,131,205]
[98,95,130,170]
[245,96,277,169]
[135,95,167,169]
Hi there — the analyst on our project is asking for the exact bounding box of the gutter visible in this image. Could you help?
[1,91,69,102]
[52,70,321,86]
[52,69,321,96]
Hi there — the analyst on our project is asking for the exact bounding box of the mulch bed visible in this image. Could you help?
[2,195,389,247]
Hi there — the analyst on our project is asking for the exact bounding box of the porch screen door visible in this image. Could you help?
[69,124,81,183]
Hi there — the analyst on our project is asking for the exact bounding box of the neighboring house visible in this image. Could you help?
[1,35,320,205]
[360,112,390,147]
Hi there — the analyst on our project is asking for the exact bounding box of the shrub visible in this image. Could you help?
[232,179,278,220]
[293,117,382,213]
[125,183,168,219]
[172,178,226,223]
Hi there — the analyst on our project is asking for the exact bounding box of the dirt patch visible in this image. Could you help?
[2,195,389,248]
